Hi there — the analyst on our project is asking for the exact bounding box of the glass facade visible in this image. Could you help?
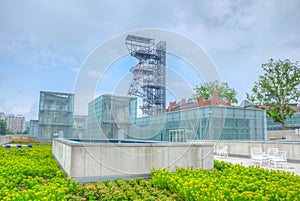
[86,94,136,139]
[73,115,87,138]
[129,106,266,141]
[267,112,300,130]
[28,120,38,139]
[37,91,74,140]
[86,94,267,141]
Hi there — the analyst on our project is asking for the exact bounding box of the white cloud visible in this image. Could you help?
[0,99,38,120]
[88,70,102,78]
[71,67,80,73]
[0,0,300,115]
[0,39,78,70]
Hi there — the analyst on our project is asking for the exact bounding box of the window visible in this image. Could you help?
[168,129,186,142]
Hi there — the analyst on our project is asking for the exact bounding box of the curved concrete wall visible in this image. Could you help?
[52,138,214,182]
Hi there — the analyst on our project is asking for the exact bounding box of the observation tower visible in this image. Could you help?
[125,35,166,116]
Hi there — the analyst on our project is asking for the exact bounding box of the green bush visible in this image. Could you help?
[1,146,299,200]
[0,146,77,200]
[151,163,300,201]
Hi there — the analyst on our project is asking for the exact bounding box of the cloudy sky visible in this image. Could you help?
[1,0,300,120]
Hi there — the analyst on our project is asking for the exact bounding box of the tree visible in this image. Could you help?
[247,59,300,130]
[0,120,7,135]
[194,80,238,104]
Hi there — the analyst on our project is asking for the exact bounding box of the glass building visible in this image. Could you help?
[86,94,136,139]
[267,112,300,130]
[28,120,38,139]
[86,94,267,141]
[37,91,74,140]
[73,115,87,139]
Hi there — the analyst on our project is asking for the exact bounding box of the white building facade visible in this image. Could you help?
[5,115,26,133]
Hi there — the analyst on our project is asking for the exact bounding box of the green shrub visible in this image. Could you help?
[2,146,299,200]
[151,163,300,201]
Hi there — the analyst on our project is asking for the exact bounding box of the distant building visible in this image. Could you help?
[5,114,26,133]
[0,112,5,121]
[36,91,74,141]
[258,103,300,112]
[166,92,231,112]
[239,100,254,109]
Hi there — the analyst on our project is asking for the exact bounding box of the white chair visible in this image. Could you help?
[267,148,278,163]
[216,146,228,157]
[268,151,287,168]
[250,148,268,167]
[267,148,279,156]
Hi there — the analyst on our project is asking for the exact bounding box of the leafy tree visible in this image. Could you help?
[247,59,300,130]
[0,120,7,135]
[194,80,238,104]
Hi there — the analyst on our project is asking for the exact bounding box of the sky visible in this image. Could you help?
[0,0,300,120]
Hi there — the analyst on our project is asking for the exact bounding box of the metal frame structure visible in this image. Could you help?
[125,35,166,116]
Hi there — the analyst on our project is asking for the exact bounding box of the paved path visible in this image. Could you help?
[215,155,300,176]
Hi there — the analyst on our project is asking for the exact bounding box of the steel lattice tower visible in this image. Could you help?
[125,35,166,116]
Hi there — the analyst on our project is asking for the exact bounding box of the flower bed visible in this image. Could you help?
[151,161,300,200]
[0,146,77,200]
[1,145,300,200]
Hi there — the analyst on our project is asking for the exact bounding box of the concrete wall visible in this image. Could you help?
[0,135,12,145]
[268,130,297,139]
[287,135,300,141]
[52,138,214,182]
[191,140,300,163]
[11,134,29,139]
[52,139,72,175]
